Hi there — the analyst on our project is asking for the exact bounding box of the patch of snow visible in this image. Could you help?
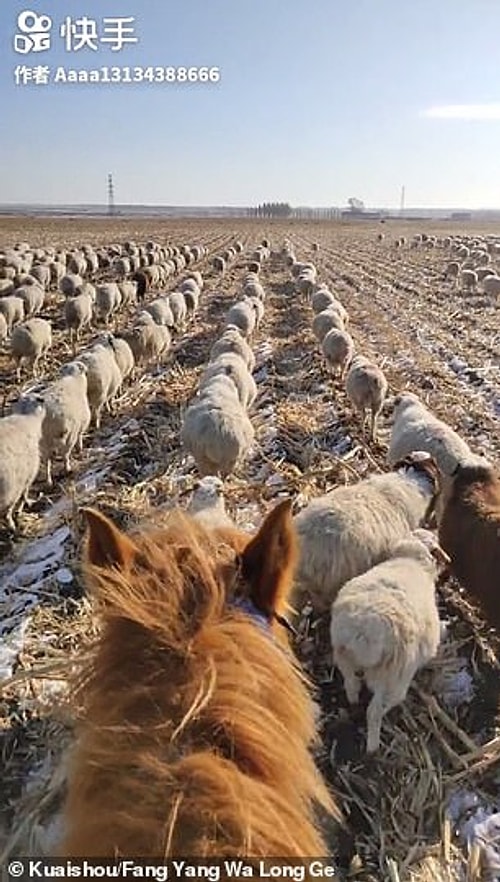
[55,568,74,586]
[436,664,476,710]
[447,790,500,880]
[0,616,31,679]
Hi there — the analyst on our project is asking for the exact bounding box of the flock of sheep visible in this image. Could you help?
[0,226,498,758]
[0,236,215,530]
[179,232,499,753]
[378,229,500,300]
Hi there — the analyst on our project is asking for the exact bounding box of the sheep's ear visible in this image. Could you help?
[82,508,137,570]
[241,499,297,616]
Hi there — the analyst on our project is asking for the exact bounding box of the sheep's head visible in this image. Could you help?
[410,528,451,570]
[382,389,421,424]
[394,451,442,524]
[393,450,440,487]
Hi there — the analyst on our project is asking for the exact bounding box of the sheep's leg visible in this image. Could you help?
[63,449,73,474]
[5,505,17,532]
[366,691,385,753]
[18,484,33,512]
[334,652,362,705]
[370,411,377,443]
[366,675,412,752]
[46,458,53,487]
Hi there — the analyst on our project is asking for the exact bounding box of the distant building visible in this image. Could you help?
[450,211,472,221]
[340,209,385,220]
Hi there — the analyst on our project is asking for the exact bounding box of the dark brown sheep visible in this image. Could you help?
[438,461,500,630]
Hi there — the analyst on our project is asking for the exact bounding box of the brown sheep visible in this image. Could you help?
[437,461,500,630]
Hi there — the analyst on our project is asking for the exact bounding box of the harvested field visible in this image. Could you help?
[0,217,499,881]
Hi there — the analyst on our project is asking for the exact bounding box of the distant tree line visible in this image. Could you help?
[251,202,293,218]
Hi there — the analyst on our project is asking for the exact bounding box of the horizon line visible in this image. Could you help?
[1,202,500,212]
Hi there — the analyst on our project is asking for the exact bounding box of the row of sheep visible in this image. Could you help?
[443,241,500,298]
[0,262,215,532]
[180,276,267,476]
[0,239,212,345]
[212,239,271,277]
[181,265,268,476]
[385,229,500,297]
[283,246,389,443]
[0,235,269,531]
[1,269,207,384]
[0,237,213,350]
[274,241,499,753]
[0,239,209,296]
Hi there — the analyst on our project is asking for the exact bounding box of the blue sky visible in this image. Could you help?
[1,0,500,208]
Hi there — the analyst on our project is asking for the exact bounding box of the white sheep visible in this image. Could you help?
[482,274,500,298]
[311,288,336,314]
[312,308,345,342]
[10,318,52,379]
[60,273,84,297]
[123,314,170,367]
[79,342,123,428]
[15,284,45,318]
[312,290,349,326]
[0,396,46,531]
[187,476,233,528]
[181,391,254,477]
[210,326,256,372]
[245,295,265,328]
[330,528,448,753]
[118,280,138,307]
[40,361,91,486]
[225,302,256,339]
[95,283,121,324]
[460,269,478,293]
[184,270,203,289]
[200,353,257,410]
[64,292,93,348]
[50,261,66,288]
[167,292,187,329]
[213,256,226,274]
[293,452,440,612]
[296,268,317,298]
[345,354,388,442]
[144,297,175,328]
[67,254,87,276]
[321,328,354,378]
[243,281,266,301]
[182,285,200,316]
[387,392,474,476]
[30,264,51,291]
[105,335,135,381]
[0,295,25,332]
